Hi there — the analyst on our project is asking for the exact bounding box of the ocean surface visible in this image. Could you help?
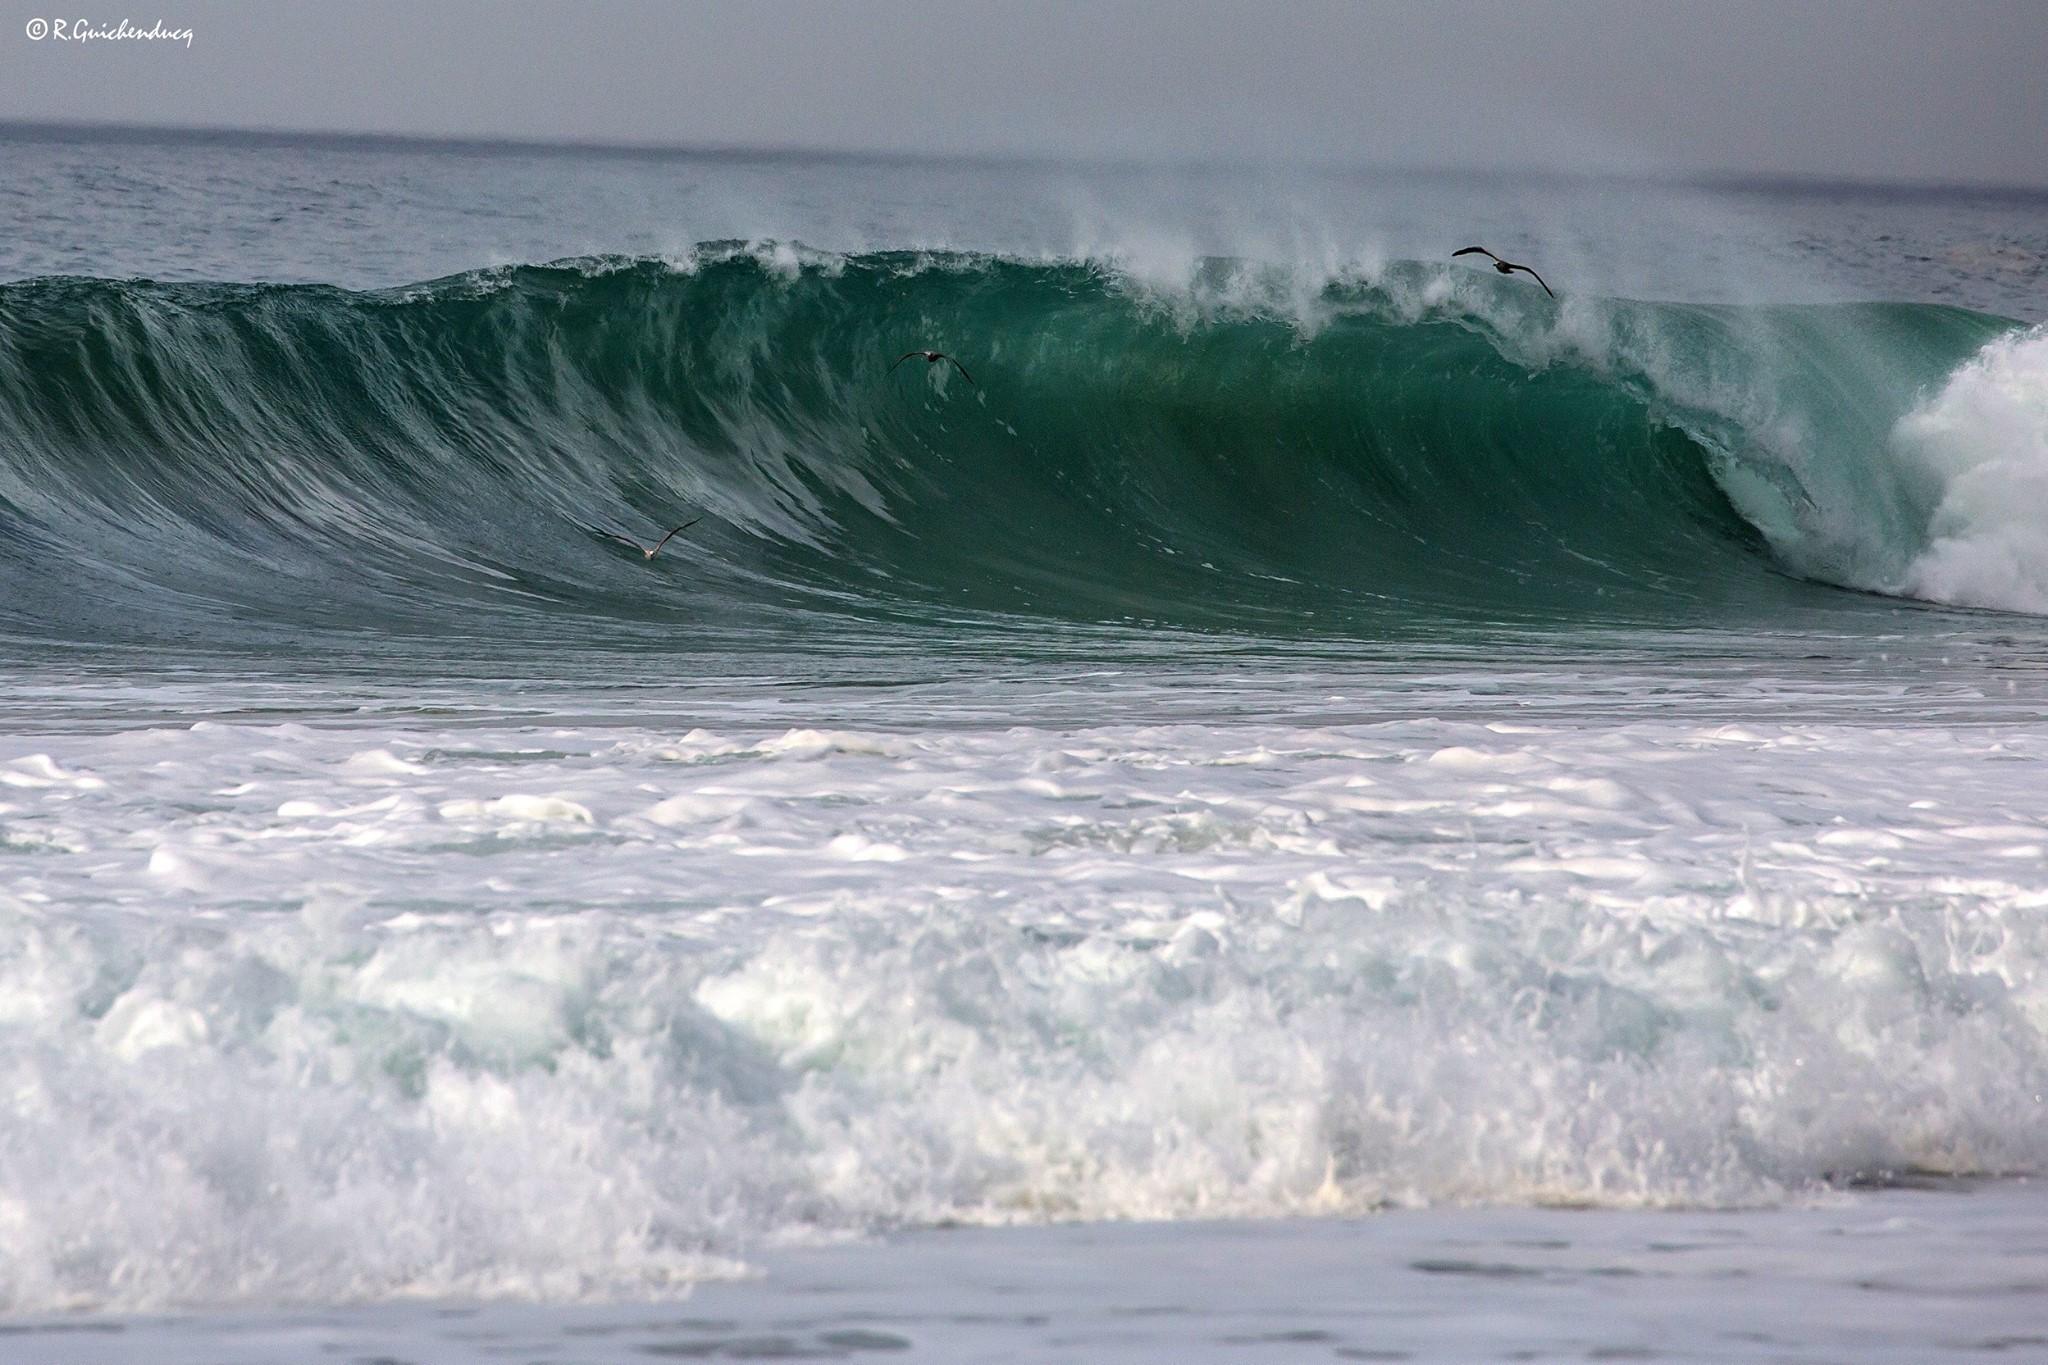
[2,124,2047,1360]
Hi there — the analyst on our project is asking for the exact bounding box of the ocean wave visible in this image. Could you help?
[0,248,2031,644]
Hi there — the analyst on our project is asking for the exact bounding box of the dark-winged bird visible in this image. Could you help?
[1452,247,1555,298]
[890,350,975,386]
[601,517,701,560]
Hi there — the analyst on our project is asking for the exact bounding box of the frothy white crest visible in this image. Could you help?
[649,239,851,280]
[1892,327,2048,614]
[1056,182,1394,333]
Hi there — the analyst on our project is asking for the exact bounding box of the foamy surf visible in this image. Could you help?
[3,715,2044,1312]
[1894,326,2048,613]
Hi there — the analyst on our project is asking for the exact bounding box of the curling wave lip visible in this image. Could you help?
[0,248,2029,651]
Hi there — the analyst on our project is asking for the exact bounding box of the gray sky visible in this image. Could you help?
[3,0,2045,185]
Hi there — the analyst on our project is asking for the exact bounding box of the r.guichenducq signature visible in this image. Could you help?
[23,17,195,48]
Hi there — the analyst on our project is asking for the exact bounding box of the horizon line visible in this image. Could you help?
[5,116,2046,199]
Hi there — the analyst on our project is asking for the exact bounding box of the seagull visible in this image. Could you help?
[890,350,975,386]
[600,517,701,560]
[1452,247,1555,298]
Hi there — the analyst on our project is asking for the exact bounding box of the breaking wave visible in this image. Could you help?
[0,246,2034,649]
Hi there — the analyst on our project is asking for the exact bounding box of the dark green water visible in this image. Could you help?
[0,252,2025,657]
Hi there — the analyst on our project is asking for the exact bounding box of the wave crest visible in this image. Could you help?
[1893,326,2048,614]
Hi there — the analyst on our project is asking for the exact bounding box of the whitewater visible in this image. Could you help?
[2,128,2048,1361]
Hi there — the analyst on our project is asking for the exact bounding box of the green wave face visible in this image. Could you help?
[0,248,2025,646]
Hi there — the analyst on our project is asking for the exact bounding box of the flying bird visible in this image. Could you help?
[1452,247,1555,298]
[601,517,701,560]
[890,350,975,386]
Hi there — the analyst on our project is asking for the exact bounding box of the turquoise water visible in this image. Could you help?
[0,255,2021,645]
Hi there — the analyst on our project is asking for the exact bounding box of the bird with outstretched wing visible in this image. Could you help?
[1453,246,1555,298]
[890,349,975,386]
[599,517,702,560]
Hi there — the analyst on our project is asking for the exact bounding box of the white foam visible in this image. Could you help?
[1893,326,2048,613]
[3,717,2047,1312]
[0,753,105,789]
[437,793,596,825]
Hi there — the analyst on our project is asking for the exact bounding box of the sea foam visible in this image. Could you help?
[1895,326,2048,613]
[2,717,2044,1311]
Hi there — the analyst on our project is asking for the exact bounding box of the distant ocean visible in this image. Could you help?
[2,125,2046,1361]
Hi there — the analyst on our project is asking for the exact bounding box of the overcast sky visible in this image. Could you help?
[3,0,2044,185]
